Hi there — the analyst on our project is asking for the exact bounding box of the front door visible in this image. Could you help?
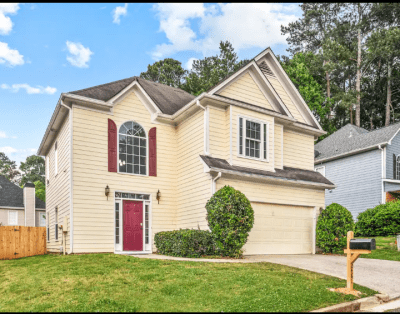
[123,200,143,251]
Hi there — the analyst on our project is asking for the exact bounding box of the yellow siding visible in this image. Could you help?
[72,91,180,253]
[45,113,71,252]
[208,107,229,160]
[283,129,314,170]
[274,124,283,169]
[176,109,211,230]
[218,72,274,111]
[268,77,306,123]
[231,106,275,171]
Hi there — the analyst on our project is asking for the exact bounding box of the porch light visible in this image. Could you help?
[156,189,161,204]
[105,185,110,200]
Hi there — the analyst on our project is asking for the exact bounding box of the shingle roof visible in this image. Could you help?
[200,155,334,187]
[69,76,195,115]
[0,175,46,209]
[315,123,400,162]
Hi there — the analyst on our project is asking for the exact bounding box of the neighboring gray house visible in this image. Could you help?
[314,123,400,219]
[0,175,46,227]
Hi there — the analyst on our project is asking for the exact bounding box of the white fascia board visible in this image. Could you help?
[388,126,400,145]
[208,167,336,190]
[254,47,272,62]
[314,142,388,164]
[37,98,62,156]
[62,93,112,108]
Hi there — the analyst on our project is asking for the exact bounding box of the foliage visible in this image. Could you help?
[140,58,187,88]
[355,201,400,237]
[205,185,254,257]
[34,180,46,202]
[356,236,400,262]
[316,203,354,253]
[154,229,216,258]
[20,155,45,186]
[0,152,20,184]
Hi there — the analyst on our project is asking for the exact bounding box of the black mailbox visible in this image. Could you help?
[349,239,376,250]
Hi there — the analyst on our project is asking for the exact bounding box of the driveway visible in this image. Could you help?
[244,254,400,298]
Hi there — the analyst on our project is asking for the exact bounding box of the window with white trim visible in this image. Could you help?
[315,166,325,176]
[47,214,50,242]
[54,207,58,241]
[396,156,400,180]
[118,121,147,175]
[54,142,58,175]
[238,117,269,160]
[8,211,18,226]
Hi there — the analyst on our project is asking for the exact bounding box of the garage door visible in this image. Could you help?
[243,203,314,255]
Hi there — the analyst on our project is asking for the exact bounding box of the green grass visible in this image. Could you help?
[359,236,400,262]
[0,254,377,312]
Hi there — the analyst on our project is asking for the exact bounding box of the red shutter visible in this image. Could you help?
[149,127,157,177]
[108,119,118,172]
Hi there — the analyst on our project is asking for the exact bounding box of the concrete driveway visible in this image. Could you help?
[244,254,400,298]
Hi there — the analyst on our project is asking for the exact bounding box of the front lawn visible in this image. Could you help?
[0,254,376,312]
[360,236,400,262]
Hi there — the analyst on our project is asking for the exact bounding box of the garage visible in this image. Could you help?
[243,203,315,255]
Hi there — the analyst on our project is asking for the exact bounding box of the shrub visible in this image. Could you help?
[154,229,216,258]
[316,203,354,253]
[205,185,254,257]
[355,201,400,237]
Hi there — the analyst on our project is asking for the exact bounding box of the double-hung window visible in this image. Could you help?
[396,156,400,180]
[238,117,269,161]
[54,207,58,241]
[8,211,18,226]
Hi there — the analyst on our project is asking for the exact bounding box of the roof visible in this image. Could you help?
[0,175,46,209]
[200,155,334,187]
[315,123,400,162]
[69,76,195,115]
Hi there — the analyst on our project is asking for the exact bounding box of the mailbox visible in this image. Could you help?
[349,239,376,250]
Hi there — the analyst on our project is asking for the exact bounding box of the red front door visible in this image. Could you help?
[123,200,143,251]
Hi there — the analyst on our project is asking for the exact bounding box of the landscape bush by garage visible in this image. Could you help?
[355,201,400,237]
[316,203,354,253]
[154,229,216,258]
[205,185,254,257]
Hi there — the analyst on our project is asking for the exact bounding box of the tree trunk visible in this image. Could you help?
[386,63,392,127]
[356,28,362,127]
[350,105,353,125]
[370,114,373,129]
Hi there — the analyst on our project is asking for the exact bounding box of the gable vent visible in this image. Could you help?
[258,61,275,78]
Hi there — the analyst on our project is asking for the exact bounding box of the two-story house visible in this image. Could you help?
[37,47,334,255]
[315,122,400,219]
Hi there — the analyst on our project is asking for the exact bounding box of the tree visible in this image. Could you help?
[0,152,20,184]
[140,58,187,88]
[19,155,45,186]
[34,180,46,202]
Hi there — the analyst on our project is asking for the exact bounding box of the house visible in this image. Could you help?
[314,122,400,219]
[0,175,46,227]
[37,47,334,255]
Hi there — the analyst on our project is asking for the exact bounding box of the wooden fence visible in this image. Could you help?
[0,226,47,260]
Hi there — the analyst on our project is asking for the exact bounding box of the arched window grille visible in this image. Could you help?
[118,121,147,175]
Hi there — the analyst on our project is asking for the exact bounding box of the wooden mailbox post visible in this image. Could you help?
[343,231,372,292]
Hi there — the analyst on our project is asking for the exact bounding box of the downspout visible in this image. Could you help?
[61,100,74,254]
[378,144,385,204]
[196,100,209,155]
[212,172,222,194]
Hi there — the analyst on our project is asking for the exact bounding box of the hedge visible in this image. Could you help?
[154,229,216,258]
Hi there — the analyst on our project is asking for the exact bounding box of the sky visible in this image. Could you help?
[0,3,302,165]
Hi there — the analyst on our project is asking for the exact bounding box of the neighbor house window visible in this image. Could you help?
[54,207,58,241]
[8,211,18,226]
[54,142,58,175]
[118,121,147,175]
[238,117,269,161]
[396,156,400,180]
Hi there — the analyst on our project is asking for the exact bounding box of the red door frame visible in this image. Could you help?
[123,200,143,251]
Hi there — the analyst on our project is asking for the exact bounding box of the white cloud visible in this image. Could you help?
[185,57,198,70]
[1,83,56,94]
[0,147,36,165]
[152,3,299,59]
[112,3,128,24]
[0,131,17,139]
[0,41,24,66]
[66,41,93,68]
[0,3,19,35]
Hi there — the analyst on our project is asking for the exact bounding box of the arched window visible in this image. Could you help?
[396,155,400,180]
[119,121,147,175]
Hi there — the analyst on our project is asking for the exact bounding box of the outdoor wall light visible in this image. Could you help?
[156,189,161,204]
[105,185,110,200]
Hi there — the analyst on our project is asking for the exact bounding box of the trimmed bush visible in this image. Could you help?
[154,229,216,258]
[205,185,254,257]
[316,203,354,253]
[355,201,400,237]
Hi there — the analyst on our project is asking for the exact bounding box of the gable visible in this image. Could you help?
[216,71,275,112]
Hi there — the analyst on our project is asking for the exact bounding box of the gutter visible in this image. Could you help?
[315,142,388,164]
[212,172,222,194]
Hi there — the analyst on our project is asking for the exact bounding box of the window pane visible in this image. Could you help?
[119,135,126,144]
[263,124,267,159]
[127,137,133,145]
[119,144,126,154]
[239,118,243,155]
[140,147,146,156]
[134,165,139,174]
[140,166,146,175]
[127,164,133,173]
[127,145,133,154]
[133,137,139,146]
[254,141,260,158]
[134,146,139,155]
[119,163,126,172]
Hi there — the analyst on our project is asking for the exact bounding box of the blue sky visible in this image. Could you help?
[0,3,302,165]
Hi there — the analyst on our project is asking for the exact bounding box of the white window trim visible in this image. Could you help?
[54,142,58,176]
[38,212,46,227]
[315,166,326,176]
[237,115,270,162]
[117,121,149,177]
[8,210,18,226]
